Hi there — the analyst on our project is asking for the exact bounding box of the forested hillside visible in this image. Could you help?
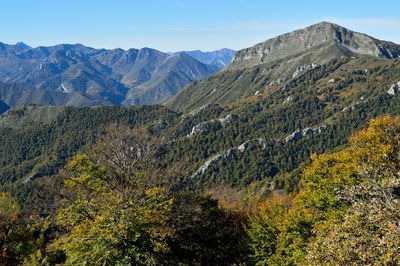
[1,116,399,265]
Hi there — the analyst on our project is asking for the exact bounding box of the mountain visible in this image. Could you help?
[167,22,400,111]
[121,52,219,105]
[232,21,400,69]
[0,43,218,106]
[181,48,236,68]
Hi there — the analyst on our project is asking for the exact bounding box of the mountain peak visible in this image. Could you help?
[231,22,400,69]
[15,42,31,50]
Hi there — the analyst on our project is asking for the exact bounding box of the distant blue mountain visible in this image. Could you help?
[0,42,219,106]
[180,48,236,68]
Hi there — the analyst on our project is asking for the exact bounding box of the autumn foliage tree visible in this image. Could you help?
[306,116,400,265]
[247,116,400,265]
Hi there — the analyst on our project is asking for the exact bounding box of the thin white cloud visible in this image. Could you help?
[324,17,400,27]
[120,17,400,51]
[166,27,186,31]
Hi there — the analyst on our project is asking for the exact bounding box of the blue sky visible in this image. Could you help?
[1,0,400,52]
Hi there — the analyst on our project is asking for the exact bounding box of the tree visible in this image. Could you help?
[0,192,33,265]
[49,126,174,265]
[247,116,400,265]
[247,195,292,265]
[167,193,249,265]
[306,116,400,265]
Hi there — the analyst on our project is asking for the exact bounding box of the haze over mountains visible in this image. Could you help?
[0,43,235,109]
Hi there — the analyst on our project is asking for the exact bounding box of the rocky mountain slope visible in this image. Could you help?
[0,43,218,106]
[232,21,400,69]
[167,22,400,111]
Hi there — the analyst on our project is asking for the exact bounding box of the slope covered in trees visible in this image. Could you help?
[1,116,399,265]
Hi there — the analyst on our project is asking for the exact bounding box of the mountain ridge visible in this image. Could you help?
[232,21,400,69]
[0,43,219,107]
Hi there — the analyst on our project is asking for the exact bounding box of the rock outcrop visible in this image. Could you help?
[387,82,400,96]
[187,113,238,137]
[190,139,255,178]
[285,125,326,143]
[292,64,319,78]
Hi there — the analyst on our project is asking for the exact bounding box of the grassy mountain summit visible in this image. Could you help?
[166,22,400,112]
[232,21,400,69]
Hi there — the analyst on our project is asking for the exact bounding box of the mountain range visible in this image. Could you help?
[0,44,235,108]
[1,22,399,191]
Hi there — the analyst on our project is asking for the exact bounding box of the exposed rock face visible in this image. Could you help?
[292,64,319,78]
[387,82,400,95]
[187,120,221,137]
[283,96,293,104]
[190,140,252,178]
[232,22,400,70]
[187,113,238,137]
[285,125,326,142]
[237,140,251,152]
[218,114,238,126]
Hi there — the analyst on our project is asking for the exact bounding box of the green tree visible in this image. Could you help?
[49,127,174,265]
[167,193,249,265]
[0,192,34,265]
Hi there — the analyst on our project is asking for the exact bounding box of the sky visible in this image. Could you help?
[1,0,400,52]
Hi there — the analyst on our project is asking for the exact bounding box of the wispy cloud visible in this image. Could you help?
[150,21,306,33]
[123,17,400,51]
[166,27,186,31]
[323,17,400,28]
[322,17,400,43]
